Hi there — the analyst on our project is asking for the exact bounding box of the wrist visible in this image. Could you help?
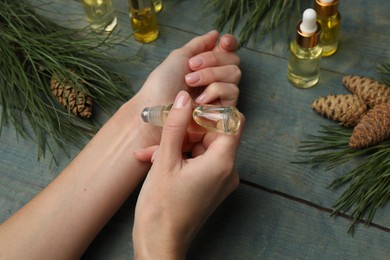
[133,229,187,260]
[115,93,163,146]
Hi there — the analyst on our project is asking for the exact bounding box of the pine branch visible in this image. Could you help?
[296,125,390,233]
[210,0,300,46]
[0,0,134,160]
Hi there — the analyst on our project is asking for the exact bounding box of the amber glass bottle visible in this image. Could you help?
[128,0,159,43]
[314,0,341,57]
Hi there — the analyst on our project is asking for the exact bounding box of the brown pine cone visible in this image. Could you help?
[311,94,368,127]
[349,103,390,149]
[343,75,390,108]
[50,73,93,118]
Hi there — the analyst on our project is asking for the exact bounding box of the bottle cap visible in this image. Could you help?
[128,0,153,10]
[314,0,339,17]
[296,9,321,48]
[300,9,317,34]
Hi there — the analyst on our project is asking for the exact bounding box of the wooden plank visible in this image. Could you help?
[81,183,390,259]
[1,0,389,259]
[135,0,390,77]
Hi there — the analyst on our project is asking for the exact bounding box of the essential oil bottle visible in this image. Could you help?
[152,0,163,13]
[141,104,241,134]
[314,0,341,57]
[128,0,159,43]
[288,8,322,89]
[82,0,117,33]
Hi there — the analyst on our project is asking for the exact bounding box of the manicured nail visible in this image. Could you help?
[195,93,206,103]
[189,56,204,69]
[207,30,218,35]
[222,36,233,49]
[185,72,201,84]
[173,91,190,109]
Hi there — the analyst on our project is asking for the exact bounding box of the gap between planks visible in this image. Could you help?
[240,179,390,233]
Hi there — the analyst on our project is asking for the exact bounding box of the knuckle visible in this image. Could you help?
[204,52,219,65]
[201,69,214,82]
[232,85,240,97]
[231,65,242,80]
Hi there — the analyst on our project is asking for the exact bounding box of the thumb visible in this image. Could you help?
[158,91,192,163]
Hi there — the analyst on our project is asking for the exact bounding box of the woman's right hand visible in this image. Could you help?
[133,91,245,259]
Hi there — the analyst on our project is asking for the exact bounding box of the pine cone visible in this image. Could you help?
[50,73,93,118]
[311,94,368,127]
[343,75,390,108]
[349,103,390,149]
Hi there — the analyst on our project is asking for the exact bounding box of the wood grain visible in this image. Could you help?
[1,0,389,259]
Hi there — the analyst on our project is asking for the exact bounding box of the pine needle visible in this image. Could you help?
[295,124,390,233]
[210,0,299,46]
[0,0,134,160]
[377,58,390,86]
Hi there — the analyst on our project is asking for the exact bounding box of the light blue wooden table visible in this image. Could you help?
[1,0,389,259]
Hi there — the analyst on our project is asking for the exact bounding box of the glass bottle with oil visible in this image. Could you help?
[82,0,117,33]
[128,0,159,43]
[314,0,341,57]
[152,0,163,13]
[288,8,322,89]
[141,104,241,134]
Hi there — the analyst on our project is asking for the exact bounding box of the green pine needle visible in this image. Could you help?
[210,0,299,46]
[296,125,390,233]
[377,58,390,86]
[0,0,134,160]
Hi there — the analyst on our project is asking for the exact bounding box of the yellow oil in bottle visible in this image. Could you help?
[141,104,240,134]
[82,0,117,32]
[152,0,163,13]
[314,0,340,57]
[129,5,159,43]
[288,8,322,89]
[317,11,340,57]
[193,106,240,134]
[288,41,322,88]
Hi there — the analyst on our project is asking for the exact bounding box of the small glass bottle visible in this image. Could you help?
[288,8,322,89]
[82,0,117,33]
[152,0,163,13]
[141,104,241,134]
[128,0,159,43]
[314,0,341,57]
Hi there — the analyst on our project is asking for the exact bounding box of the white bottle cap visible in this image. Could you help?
[300,8,317,34]
[320,0,334,3]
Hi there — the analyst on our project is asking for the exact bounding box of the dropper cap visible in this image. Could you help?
[296,8,321,48]
[314,0,339,17]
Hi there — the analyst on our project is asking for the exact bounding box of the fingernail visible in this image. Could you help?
[173,91,190,109]
[185,72,201,84]
[222,36,233,49]
[195,93,206,103]
[189,56,204,69]
[207,30,218,35]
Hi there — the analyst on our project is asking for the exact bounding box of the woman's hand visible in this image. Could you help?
[122,31,241,147]
[132,91,245,259]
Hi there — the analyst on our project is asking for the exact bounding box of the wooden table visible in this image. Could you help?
[1,0,389,259]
